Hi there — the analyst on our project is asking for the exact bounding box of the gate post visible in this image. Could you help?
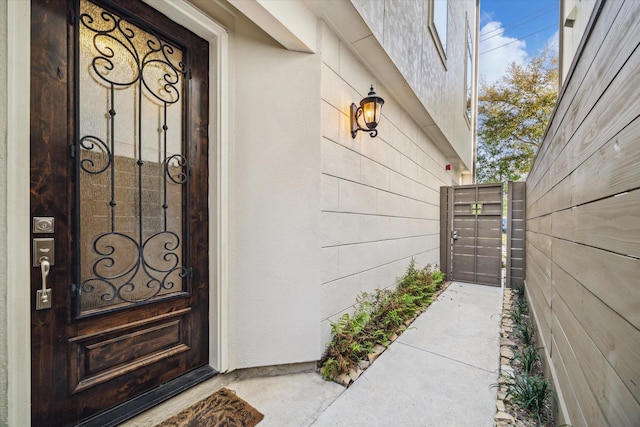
[506,181,526,288]
[440,186,453,280]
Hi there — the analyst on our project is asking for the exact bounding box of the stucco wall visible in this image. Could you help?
[559,0,597,85]
[2,4,478,415]
[226,12,322,370]
[351,0,477,172]
[187,0,475,367]
[319,19,459,346]
[0,1,9,424]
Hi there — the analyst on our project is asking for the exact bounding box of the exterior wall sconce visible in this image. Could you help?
[351,85,384,138]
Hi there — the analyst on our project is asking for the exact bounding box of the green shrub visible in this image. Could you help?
[319,260,445,382]
[516,321,536,346]
[509,308,525,326]
[502,372,552,425]
[431,269,445,285]
[497,285,557,426]
[320,357,340,381]
[513,291,529,316]
[513,345,540,376]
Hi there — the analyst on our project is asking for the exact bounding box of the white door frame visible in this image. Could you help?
[6,1,229,424]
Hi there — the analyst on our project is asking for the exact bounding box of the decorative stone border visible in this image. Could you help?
[332,281,452,387]
[495,288,517,425]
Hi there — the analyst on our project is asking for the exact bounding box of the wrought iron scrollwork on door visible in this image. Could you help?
[74,0,191,316]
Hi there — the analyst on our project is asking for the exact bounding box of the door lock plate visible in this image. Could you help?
[33,238,55,267]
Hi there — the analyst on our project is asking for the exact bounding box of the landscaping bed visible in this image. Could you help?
[318,260,447,386]
[495,287,555,426]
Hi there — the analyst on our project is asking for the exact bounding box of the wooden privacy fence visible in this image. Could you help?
[523,1,640,423]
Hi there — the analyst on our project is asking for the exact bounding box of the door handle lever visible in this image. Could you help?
[37,256,52,310]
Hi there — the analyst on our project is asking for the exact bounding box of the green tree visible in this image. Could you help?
[476,51,558,183]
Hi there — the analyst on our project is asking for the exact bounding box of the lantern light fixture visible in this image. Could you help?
[350,85,384,138]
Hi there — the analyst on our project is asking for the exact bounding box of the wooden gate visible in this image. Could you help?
[440,182,526,287]
[440,184,503,286]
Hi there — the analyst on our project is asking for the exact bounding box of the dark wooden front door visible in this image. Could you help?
[30,0,210,424]
[448,184,503,286]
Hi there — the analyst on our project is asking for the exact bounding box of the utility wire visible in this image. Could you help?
[480,5,555,40]
[479,23,557,55]
[480,7,556,42]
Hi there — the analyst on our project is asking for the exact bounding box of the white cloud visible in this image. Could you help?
[478,21,528,84]
[545,30,559,55]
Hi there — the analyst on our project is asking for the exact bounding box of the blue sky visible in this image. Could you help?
[479,0,560,83]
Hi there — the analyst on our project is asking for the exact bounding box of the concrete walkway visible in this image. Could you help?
[227,281,502,427]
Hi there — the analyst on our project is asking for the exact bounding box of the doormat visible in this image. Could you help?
[156,387,264,427]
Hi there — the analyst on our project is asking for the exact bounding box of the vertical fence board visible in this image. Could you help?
[507,182,526,288]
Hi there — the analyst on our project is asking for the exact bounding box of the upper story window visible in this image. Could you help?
[429,0,448,66]
[465,16,473,123]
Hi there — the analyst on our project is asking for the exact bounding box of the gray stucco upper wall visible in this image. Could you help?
[351,0,477,172]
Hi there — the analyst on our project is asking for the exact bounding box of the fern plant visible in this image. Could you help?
[319,260,445,382]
